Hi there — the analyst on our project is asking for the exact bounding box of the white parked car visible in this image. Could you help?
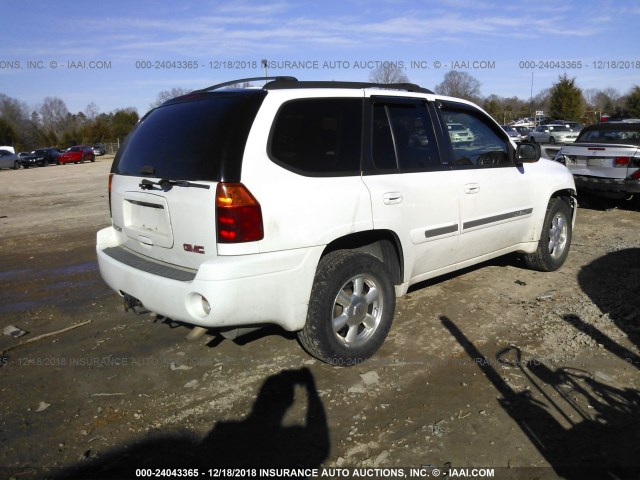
[97,77,577,364]
[555,122,640,200]
[446,122,474,145]
[528,124,579,144]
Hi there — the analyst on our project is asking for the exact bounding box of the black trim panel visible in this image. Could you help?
[127,199,164,209]
[463,208,533,230]
[103,246,196,281]
[425,224,459,238]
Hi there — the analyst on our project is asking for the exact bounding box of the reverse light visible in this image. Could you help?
[215,183,264,243]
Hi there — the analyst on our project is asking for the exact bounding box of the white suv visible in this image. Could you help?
[97,76,577,365]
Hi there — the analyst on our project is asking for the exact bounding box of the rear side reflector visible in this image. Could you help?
[215,183,264,243]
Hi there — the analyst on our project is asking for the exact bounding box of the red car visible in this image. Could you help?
[58,145,95,164]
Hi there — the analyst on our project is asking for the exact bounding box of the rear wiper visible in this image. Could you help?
[139,178,210,191]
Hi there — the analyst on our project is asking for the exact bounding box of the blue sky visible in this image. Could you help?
[1,0,639,116]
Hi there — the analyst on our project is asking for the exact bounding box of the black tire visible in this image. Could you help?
[549,136,556,144]
[13,160,20,170]
[298,250,396,365]
[43,159,49,167]
[90,154,95,162]
[529,136,536,143]
[524,197,572,271]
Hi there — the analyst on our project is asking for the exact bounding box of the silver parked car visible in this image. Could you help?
[0,149,21,169]
[555,122,640,199]
[528,124,579,144]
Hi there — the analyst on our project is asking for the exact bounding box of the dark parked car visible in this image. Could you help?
[58,145,95,164]
[20,148,62,168]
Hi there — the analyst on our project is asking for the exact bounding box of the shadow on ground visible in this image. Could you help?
[55,367,329,479]
[442,316,640,480]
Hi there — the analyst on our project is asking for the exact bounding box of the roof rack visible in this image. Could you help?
[264,79,434,95]
[193,76,434,95]
[194,76,298,92]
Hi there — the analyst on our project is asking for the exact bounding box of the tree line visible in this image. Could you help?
[3,71,640,151]
[0,94,139,152]
[433,71,640,125]
[370,66,640,125]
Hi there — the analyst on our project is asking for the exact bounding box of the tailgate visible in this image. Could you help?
[111,175,218,270]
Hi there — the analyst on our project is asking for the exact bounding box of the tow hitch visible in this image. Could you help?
[122,293,149,315]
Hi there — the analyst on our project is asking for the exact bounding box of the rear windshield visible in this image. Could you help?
[113,90,266,182]
[577,126,640,145]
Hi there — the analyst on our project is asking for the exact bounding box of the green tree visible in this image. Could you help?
[111,108,139,140]
[624,86,640,118]
[0,117,18,145]
[548,74,584,121]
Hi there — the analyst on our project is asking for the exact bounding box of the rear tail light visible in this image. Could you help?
[614,157,631,167]
[629,170,640,181]
[215,183,264,243]
[108,173,113,216]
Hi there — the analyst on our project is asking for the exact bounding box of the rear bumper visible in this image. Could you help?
[574,175,640,195]
[96,226,322,331]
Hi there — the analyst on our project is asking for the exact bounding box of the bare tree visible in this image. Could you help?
[434,71,481,101]
[150,87,191,109]
[369,64,409,84]
[85,102,100,121]
[39,96,70,139]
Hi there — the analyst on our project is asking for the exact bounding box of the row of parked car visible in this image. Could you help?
[0,144,106,169]
[500,121,585,145]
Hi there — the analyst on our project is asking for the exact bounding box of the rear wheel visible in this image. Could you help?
[298,250,396,365]
[549,136,556,144]
[13,160,20,170]
[524,197,572,271]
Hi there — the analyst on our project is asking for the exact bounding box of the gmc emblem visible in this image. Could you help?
[183,243,205,254]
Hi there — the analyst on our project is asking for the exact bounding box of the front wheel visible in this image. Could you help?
[298,250,396,365]
[524,197,572,271]
[13,160,20,170]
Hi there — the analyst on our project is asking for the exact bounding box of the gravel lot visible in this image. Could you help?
[1,158,639,479]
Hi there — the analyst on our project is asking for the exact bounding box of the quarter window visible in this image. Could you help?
[270,98,362,175]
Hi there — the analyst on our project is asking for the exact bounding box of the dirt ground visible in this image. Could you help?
[1,158,639,480]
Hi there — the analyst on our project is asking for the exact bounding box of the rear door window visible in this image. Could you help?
[370,100,443,172]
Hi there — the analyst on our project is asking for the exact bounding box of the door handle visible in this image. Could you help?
[383,192,403,205]
[464,183,480,194]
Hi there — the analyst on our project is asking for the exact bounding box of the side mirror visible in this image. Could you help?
[516,142,540,164]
